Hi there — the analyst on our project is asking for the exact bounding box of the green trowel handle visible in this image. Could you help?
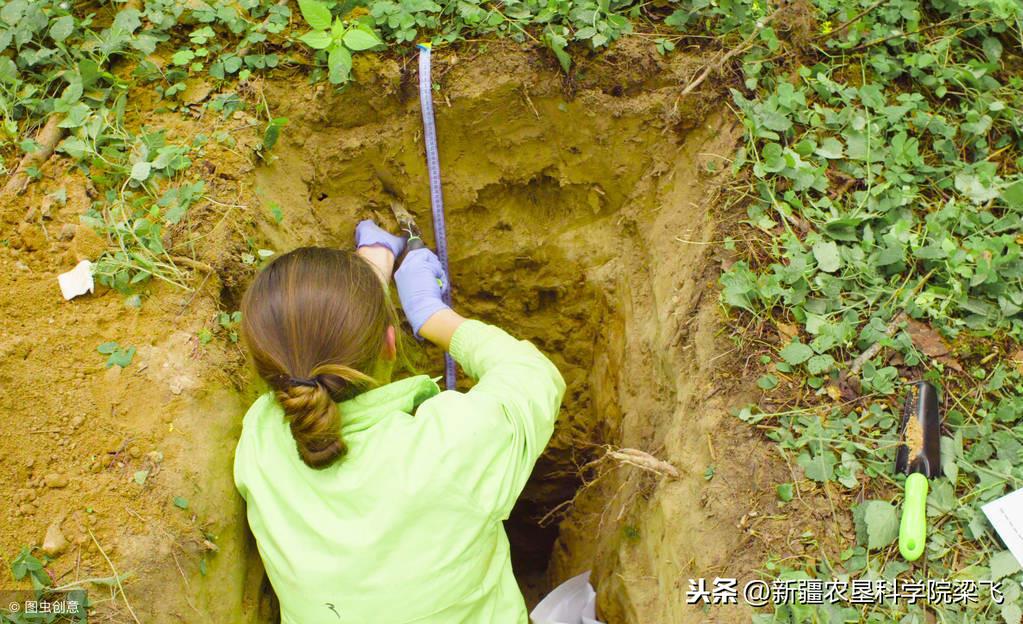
[899,472,929,561]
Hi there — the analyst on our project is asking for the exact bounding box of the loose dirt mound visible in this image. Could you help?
[1,43,793,623]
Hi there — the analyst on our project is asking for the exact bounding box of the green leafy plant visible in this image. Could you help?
[10,547,51,590]
[260,116,288,157]
[711,0,1023,619]
[297,0,384,84]
[97,341,136,368]
[218,311,242,343]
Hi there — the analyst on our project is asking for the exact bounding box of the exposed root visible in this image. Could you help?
[679,12,779,98]
[539,445,680,527]
[2,116,66,200]
[603,448,681,479]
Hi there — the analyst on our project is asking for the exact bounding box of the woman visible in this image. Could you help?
[234,220,565,623]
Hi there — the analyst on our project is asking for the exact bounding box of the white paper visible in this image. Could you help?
[58,260,94,300]
[530,571,605,624]
[983,488,1023,567]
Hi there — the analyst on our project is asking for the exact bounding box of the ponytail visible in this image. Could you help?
[240,247,397,470]
[274,364,374,468]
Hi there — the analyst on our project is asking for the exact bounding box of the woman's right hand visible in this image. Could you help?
[395,248,451,339]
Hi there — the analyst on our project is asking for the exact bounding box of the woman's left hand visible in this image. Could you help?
[355,220,406,259]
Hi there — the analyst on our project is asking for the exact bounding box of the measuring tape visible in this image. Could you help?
[417,43,457,390]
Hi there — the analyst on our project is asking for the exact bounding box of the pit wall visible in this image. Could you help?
[246,45,785,623]
[548,115,779,623]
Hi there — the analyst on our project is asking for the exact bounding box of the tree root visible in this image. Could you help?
[2,116,66,200]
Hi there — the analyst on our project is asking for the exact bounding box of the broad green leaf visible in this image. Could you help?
[798,450,836,482]
[575,26,596,40]
[814,137,844,159]
[813,240,841,273]
[855,500,899,550]
[342,27,382,51]
[107,346,136,368]
[991,550,1022,581]
[172,49,195,66]
[0,1,26,26]
[113,8,142,33]
[97,341,118,354]
[50,15,74,42]
[58,137,89,160]
[806,354,835,375]
[173,496,189,510]
[327,45,352,83]
[940,435,960,484]
[1001,180,1023,209]
[299,30,332,50]
[58,103,91,128]
[298,0,332,30]
[1003,604,1022,624]
[955,171,999,205]
[544,30,571,73]
[0,57,18,83]
[131,161,152,181]
[134,469,149,485]
[263,117,288,152]
[982,36,1003,62]
[779,340,813,365]
[776,483,794,502]
[719,261,757,312]
[927,480,955,515]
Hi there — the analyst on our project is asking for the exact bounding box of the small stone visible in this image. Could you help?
[46,473,69,488]
[70,415,84,429]
[59,223,76,241]
[25,458,34,469]
[42,522,67,557]
[39,195,55,220]
[128,445,142,459]
[146,451,164,465]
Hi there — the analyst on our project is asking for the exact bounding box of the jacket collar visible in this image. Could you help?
[339,374,440,434]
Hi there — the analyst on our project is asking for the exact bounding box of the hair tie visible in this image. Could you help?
[289,376,320,388]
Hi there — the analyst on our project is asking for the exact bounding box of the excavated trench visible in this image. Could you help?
[240,47,753,622]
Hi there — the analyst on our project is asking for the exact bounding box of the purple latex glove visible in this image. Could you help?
[355,220,405,258]
[395,248,450,338]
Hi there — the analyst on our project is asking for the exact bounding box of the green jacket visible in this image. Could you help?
[234,320,565,624]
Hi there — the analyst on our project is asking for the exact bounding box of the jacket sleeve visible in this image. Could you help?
[421,319,565,521]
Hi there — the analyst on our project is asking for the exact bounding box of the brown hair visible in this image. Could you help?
[240,247,396,469]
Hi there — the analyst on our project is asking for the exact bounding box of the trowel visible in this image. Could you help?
[895,380,943,562]
[373,165,426,253]
[387,199,426,252]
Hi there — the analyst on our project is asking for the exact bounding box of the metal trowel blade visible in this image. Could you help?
[894,380,942,478]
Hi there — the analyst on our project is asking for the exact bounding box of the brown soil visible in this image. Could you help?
[1,41,804,623]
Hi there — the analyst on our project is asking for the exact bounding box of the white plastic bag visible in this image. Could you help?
[530,571,605,624]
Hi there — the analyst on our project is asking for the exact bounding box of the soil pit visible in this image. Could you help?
[0,44,794,624]
[247,45,782,621]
